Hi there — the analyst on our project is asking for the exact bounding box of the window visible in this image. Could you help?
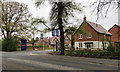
[104,35,106,39]
[79,34,82,39]
[79,43,82,48]
[65,40,68,43]
[87,33,92,38]
[85,44,93,48]
[84,42,93,48]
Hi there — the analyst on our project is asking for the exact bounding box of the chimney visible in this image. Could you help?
[83,15,86,21]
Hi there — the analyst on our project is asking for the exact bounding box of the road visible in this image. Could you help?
[1,50,119,72]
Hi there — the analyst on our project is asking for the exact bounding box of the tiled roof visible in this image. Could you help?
[49,35,71,45]
[65,34,71,41]
[86,21,112,35]
[49,36,60,45]
[108,24,120,31]
[34,37,49,46]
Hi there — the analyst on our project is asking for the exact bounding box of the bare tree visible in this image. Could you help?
[0,1,31,39]
[30,18,45,48]
[90,0,119,19]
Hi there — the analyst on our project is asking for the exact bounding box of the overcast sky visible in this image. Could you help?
[1,0,118,39]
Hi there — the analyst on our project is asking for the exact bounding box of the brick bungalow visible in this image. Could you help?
[108,24,120,45]
[49,34,71,48]
[34,37,49,46]
[49,36,60,48]
[74,16,112,50]
[64,34,71,47]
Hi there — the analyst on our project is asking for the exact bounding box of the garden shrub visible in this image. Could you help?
[62,48,119,59]
[2,38,18,51]
[107,41,115,54]
[44,45,49,47]
[38,43,43,47]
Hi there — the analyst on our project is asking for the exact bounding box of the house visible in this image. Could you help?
[34,37,49,46]
[74,16,112,50]
[49,36,60,48]
[49,34,71,48]
[18,40,32,47]
[64,34,71,47]
[108,24,120,45]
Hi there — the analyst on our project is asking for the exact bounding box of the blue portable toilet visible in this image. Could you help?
[21,39,27,51]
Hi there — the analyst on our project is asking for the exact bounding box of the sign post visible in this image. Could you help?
[56,29,59,51]
[21,39,27,51]
[55,41,58,51]
[41,33,44,50]
[56,29,59,37]
[52,29,59,51]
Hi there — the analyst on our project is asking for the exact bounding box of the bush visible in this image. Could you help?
[107,41,115,54]
[44,45,49,47]
[2,38,18,51]
[38,43,43,47]
[58,48,119,59]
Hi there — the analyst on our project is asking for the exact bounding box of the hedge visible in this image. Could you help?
[65,50,119,59]
[2,38,17,51]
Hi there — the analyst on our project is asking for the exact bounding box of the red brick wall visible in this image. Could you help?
[74,23,98,42]
[18,42,32,47]
[109,25,120,45]
[65,39,71,45]
[18,40,32,47]
[118,27,120,40]
[98,34,111,41]
[75,22,111,42]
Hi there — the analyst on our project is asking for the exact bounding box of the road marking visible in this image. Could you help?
[52,57,119,67]
[29,53,39,56]
[8,58,84,70]
[1,52,7,53]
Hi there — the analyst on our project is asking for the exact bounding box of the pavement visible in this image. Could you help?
[1,50,120,71]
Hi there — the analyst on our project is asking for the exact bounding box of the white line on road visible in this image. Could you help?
[1,52,7,53]
[29,53,39,56]
[8,58,84,70]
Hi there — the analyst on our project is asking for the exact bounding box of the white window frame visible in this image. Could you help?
[79,43,82,48]
[85,44,93,48]
[79,34,82,39]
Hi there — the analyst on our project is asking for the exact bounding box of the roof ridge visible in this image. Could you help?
[115,24,120,28]
[86,21,112,35]
[108,24,120,31]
